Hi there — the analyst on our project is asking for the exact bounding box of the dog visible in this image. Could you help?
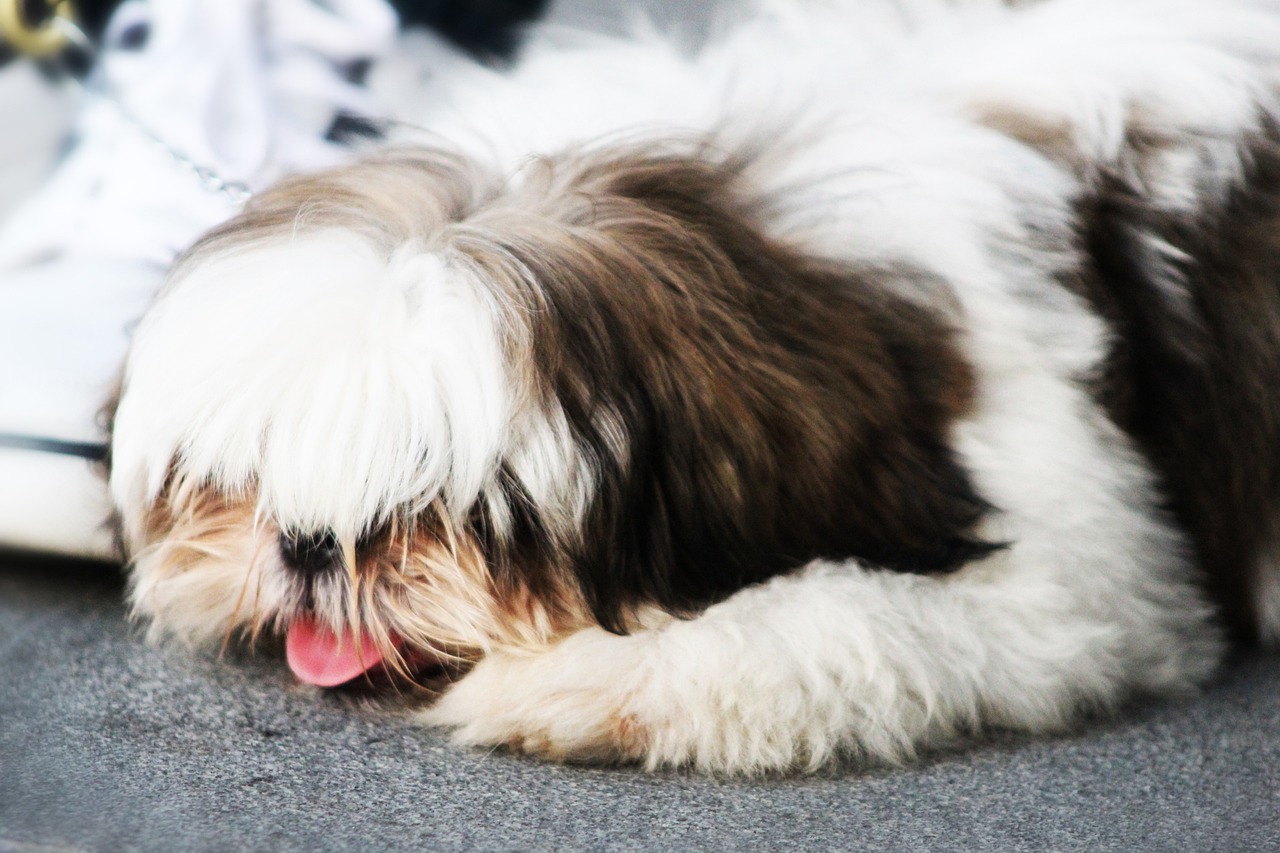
[107,0,1280,773]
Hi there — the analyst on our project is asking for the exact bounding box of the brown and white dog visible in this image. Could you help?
[108,0,1280,773]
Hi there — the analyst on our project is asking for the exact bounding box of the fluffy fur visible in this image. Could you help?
[109,0,1280,773]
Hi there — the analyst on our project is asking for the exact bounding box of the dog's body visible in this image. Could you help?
[109,0,1280,773]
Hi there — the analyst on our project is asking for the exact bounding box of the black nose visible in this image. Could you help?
[279,530,343,578]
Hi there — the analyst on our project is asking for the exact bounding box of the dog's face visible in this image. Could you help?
[109,144,994,690]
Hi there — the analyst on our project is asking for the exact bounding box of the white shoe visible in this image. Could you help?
[0,0,399,560]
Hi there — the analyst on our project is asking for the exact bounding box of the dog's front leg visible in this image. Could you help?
[422,543,1216,774]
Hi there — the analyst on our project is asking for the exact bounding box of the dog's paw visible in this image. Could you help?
[418,591,889,775]
[421,628,656,765]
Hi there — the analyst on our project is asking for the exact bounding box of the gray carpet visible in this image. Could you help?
[1,552,1277,852]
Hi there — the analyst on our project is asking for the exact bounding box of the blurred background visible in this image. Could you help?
[0,0,708,558]
[0,39,72,222]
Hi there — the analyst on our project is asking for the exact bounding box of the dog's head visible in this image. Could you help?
[108,144,995,689]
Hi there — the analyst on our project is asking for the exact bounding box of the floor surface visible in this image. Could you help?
[2,552,1277,852]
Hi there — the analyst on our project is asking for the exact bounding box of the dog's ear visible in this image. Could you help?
[468,148,1001,633]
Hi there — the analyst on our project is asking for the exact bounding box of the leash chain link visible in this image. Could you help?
[2,0,255,205]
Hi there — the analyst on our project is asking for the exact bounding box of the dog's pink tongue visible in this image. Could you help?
[286,618,385,687]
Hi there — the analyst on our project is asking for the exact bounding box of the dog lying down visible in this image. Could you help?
[107,0,1280,773]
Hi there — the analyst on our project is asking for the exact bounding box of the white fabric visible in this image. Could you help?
[0,449,115,558]
[0,63,74,224]
[0,0,397,270]
[0,257,156,559]
[0,0,401,559]
[0,258,156,443]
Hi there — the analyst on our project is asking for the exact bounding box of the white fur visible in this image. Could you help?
[112,232,520,540]
[112,0,1280,773]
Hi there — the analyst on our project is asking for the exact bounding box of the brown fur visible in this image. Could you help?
[461,148,998,630]
[1069,126,1280,642]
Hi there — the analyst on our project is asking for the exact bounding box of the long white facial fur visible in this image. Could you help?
[110,231,515,541]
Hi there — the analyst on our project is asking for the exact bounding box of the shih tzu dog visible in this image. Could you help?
[107,0,1280,774]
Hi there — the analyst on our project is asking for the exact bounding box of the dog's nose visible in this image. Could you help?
[278,529,343,578]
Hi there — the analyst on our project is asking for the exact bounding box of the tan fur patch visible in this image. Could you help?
[131,476,591,669]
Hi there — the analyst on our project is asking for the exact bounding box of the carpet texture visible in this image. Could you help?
[1,553,1277,852]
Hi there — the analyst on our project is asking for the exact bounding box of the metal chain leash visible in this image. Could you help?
[1,0,254,205]
[70,69,257,205]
